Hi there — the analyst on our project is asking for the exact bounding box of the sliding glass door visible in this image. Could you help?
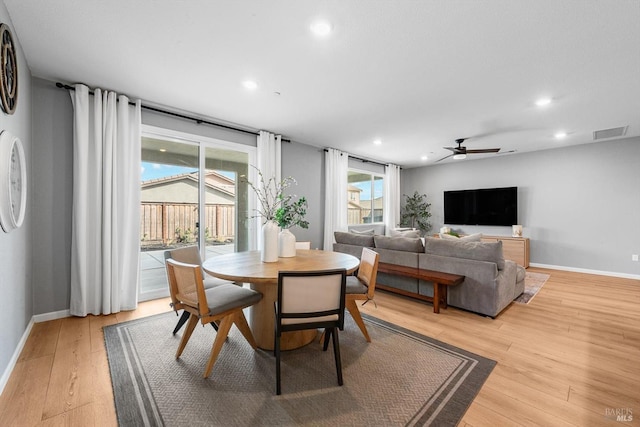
[139,127,254,301]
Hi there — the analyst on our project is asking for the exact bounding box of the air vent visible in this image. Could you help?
[593,126,628,140]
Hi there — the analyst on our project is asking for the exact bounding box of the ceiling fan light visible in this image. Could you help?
[453,153,467,160]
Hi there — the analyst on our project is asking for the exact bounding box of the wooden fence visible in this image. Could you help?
[140,202,235,247]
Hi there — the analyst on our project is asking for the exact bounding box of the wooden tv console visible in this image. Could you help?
[481,235,530,268]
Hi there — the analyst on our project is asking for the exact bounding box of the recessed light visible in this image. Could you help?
[421,155,428,161]
[373,139,382,145]
[310,20,332,37]
[242,80,258,90]
[159,148,167,152]
[535,97,552,107]
[554,131,567,139]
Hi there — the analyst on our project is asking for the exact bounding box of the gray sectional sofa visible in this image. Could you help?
[333,231,525,318]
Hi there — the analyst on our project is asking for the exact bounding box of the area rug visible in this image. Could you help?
[104,312,496,426]
[514,272,550,304]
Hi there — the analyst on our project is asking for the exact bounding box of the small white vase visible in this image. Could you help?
[278,228,297,258]
[261,220,279,262]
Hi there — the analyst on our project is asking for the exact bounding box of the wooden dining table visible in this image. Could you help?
[201,250,360,350]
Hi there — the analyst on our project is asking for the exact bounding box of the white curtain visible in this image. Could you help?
[255,131,282,248]
[323,148,349,250]
[384,163,401,235]
[69,84,141,316]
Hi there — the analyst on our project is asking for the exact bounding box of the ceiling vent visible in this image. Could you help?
[593,126,628,141]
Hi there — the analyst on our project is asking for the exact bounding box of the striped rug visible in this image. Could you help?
[104,312,495,426]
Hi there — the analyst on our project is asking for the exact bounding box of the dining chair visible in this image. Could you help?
[164,246,235,334]
[274,269,347,395]
[294,241,311,250]
[165,258,263,378]
[345,247,380,342]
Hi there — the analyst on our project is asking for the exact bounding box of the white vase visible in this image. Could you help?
[278,228,297,258]
[261,220,279,262]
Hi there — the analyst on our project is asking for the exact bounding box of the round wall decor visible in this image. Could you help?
[0,130,26,232]
[0,23,18,115]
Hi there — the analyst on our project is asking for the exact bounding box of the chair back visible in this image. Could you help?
[357,247,380,299]
[295,241,311,250]
[165,258,208,314]
[277,269,346,329]
[164,245,203,268]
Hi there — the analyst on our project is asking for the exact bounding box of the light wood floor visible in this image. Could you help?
[0,267,638,426]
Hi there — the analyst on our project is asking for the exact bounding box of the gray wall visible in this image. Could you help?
[402,137,640,276]
[0,6,33,386]
[281,142,325,249]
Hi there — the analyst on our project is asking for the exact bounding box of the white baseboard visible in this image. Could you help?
[530,263,640,280]
[0,317,34,397]
[33,309,71,323]
[0,309,71,396]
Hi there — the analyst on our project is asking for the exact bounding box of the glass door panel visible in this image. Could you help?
[202,146,249,261]
[139,136,199,300]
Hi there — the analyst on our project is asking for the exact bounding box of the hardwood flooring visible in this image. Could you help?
[0,267,638,426]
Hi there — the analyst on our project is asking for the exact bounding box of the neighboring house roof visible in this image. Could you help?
[142,170,235,197]
[359,197,384,210]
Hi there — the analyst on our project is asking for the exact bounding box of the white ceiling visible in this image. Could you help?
[5,0,640,167]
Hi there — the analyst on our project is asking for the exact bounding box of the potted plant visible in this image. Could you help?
[244,167,308,260]
[400,191,432,236]
[275,196,309,257]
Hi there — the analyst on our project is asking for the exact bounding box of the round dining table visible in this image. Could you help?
[201,249,360,350]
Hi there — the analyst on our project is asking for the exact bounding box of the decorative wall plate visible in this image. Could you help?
[0,130,26,232]
[0,23,18,115]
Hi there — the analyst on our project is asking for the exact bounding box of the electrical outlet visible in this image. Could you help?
[633,254,639,262]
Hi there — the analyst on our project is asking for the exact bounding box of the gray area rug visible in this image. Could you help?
[104,312,495,426]
[515,272,550,304]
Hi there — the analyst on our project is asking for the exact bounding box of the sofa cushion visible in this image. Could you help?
[424,237,505,269]
[334,231,374,247]
[374,235,424,253]
[439,232,483,242]
[391,229,421,238]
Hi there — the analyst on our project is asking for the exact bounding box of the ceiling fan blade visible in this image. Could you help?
[443,146,457,152]
[466,148,501,154]
[436,153,454,162]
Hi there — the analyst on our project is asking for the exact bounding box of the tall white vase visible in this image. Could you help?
[261,220,279,262]
[278,228,297,258]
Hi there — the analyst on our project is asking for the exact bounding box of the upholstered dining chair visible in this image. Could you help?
[164,246,235,334]
[294,241,311,250]
[165,258,262,378]
[345,247,380,342]
[274,269,347,395]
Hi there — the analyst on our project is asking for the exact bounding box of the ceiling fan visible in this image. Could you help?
[436,138,501,162]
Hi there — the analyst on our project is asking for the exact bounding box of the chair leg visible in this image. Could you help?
[331,327,343,386]
[322,327,332,351]
[275,330,282,395]
[346,298,371,342]
[172,310,190,335]
[203,315,234,378]
[233,311,257,349]
[176,314,199,358]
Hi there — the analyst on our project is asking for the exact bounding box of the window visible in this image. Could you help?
[347,170,384,224]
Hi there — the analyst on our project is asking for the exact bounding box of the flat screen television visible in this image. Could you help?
[444,187,517,226]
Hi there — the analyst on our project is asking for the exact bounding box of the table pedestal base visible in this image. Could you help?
[249,282,317,351]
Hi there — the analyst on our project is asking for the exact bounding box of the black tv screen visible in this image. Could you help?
[444,187,517,226]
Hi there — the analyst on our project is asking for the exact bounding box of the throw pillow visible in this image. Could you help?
[374,235,424,253]
[349,228,375,235]
[334,231,375,247]
[391,229,421,238]
[438,232,482,242]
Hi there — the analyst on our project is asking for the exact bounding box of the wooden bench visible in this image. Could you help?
[376,262,464,313]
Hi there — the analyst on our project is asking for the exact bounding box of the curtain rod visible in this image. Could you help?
[323,148,388,168]
[55,82,291,142]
